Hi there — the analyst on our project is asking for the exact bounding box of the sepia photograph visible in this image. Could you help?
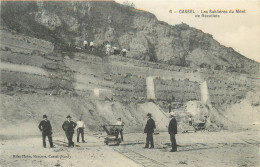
[0,0,259,166]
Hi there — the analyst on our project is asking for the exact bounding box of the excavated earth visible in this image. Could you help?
[0,1,260,167]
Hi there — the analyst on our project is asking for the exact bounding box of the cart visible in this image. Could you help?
[193,122,206,131]
[102,125,124,146]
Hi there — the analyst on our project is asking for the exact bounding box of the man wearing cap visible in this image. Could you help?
[62,115,77,147]
[38,115,54,148]
[168,112,177,152]
[144,113,156,148]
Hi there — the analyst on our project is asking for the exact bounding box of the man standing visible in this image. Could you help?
[105,43,111,55]
[83,40,88,49]
[144,113,156,148]
[121,48,127,57]
[188,115,193,126]
[38,115,54,148]
[168,103,172,113]
[62,115,77,147]
[76,118,86,143]
[168,112,177,152]
[89,41,94,51]
[115,117,124,141]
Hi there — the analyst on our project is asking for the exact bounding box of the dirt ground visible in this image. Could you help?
[0,128,259,167]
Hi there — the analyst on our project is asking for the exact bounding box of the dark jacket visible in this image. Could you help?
[38,120,52,134]
[168,118,177,134]
[62,121,77,133]
[144,118,156,133]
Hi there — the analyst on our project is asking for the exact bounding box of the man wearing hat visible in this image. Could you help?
[168,112,177,152]
[38,115,54,148]
[62,115,77,147]
[144,113,156,148]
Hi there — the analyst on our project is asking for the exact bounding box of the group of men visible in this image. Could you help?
[82,40,127,56]
[38,115,86,148]
[105,43,127,56]
[144,112,177,152]
[83,40,95,51]
[38,112,178,152]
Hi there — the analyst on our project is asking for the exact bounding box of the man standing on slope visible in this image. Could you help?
[168,112,177,152]
[144,113,156,148]
[62,115,77,147]
[38,115,54,148]
[89,41,94,51]
[83,40,88,50]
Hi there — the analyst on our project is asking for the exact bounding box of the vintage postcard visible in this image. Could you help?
[0,0,259,166]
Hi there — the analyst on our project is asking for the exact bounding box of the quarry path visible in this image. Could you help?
[0,129,259,167]
[0,62,48,76]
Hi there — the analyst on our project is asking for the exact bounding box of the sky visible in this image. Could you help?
[116,0,260,63]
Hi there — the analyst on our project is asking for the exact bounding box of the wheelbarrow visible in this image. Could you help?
[102,125,124,146]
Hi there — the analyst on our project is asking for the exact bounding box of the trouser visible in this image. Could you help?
[106,49,110,55]
[77,128,85,142]
[65,132,74,147]
[116,130,123,141]
[42,132,53,148]
[170,134,177,151]
[145,133,154,148]
[84,45,87,49]
[189,121,192,126]
[90,46,94,51]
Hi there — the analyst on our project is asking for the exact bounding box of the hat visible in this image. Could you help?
[147,113,152,117]
[66,115,72,118]
[43,115,47,118]
[169,112,175,117]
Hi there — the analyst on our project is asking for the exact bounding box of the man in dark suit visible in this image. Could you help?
[62,115,77,147]
[144,113,156,148]
[168,112,177,152]
[38,115,54,148]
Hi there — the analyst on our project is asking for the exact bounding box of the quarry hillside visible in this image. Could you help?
[0,1,260,135]
[1,1,259,74]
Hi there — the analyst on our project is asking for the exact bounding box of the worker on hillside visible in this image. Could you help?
[38,115,54,148]
[112,46,117,54]
[168,103,172,113]
[62,115,77,147]
[105,43,111,55]
[83,40,88,49]
[144,113,156,148]
[76,118,86,143]
[89,41,94,51]
[168,112,177,152]
[188,115,193,126]
[115,117,124,141]
[121,48,127,57]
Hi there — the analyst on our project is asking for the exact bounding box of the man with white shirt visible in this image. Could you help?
[83,40,88,49]
[76,118,86,143]
[89,41,94,51]
[115,117,124,141]
[121,48,127,57]
[105,43,111,55]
